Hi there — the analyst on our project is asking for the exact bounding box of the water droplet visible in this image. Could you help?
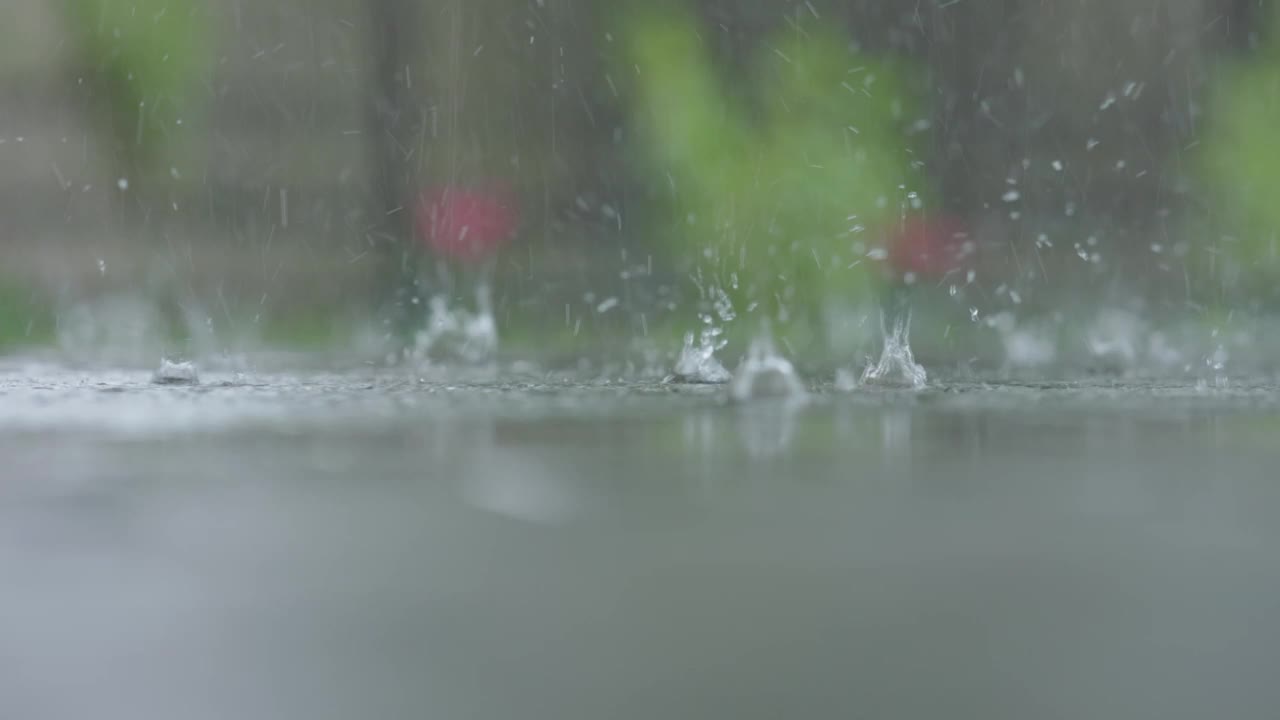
[672,330,730,384]
[712,287,736,322]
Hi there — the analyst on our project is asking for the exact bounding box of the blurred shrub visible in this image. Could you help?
[1200,7,1280,286]
[63,0,209,185]
[0,280,53,352]
[624,4,928,343]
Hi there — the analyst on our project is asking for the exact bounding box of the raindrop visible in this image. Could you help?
[712,287,736,322]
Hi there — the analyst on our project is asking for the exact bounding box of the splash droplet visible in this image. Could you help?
[672,330,730,384]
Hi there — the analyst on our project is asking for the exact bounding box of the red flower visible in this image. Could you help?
[887,214,970,280]
[414,184,519,264]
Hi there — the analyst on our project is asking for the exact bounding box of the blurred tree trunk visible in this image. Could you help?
[364,0,421,329]
[1208,0,1268,51]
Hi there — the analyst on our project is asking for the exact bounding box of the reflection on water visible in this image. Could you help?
[880,405,915,457]
[3,366,1280,719]
[734,400,803,460]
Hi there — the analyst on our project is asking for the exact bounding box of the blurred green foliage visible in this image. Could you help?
[1200,6,1280,282]
[624,4,928,343]
[63,0,208,184]
[0,280,54,352]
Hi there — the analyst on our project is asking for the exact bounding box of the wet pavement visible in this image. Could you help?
[3,361,1280,719]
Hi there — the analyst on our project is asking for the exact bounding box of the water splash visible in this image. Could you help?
[857,310,927,389]
[1146,331,1184,371]
[1086,308,1144,370]
[711,286,736,323]
[986,311,1057,370]
[729,333,806,401]
[1205,343,1229,388]
[152,358,199,385]
[672,327,730,383]
[410,285,498,366]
